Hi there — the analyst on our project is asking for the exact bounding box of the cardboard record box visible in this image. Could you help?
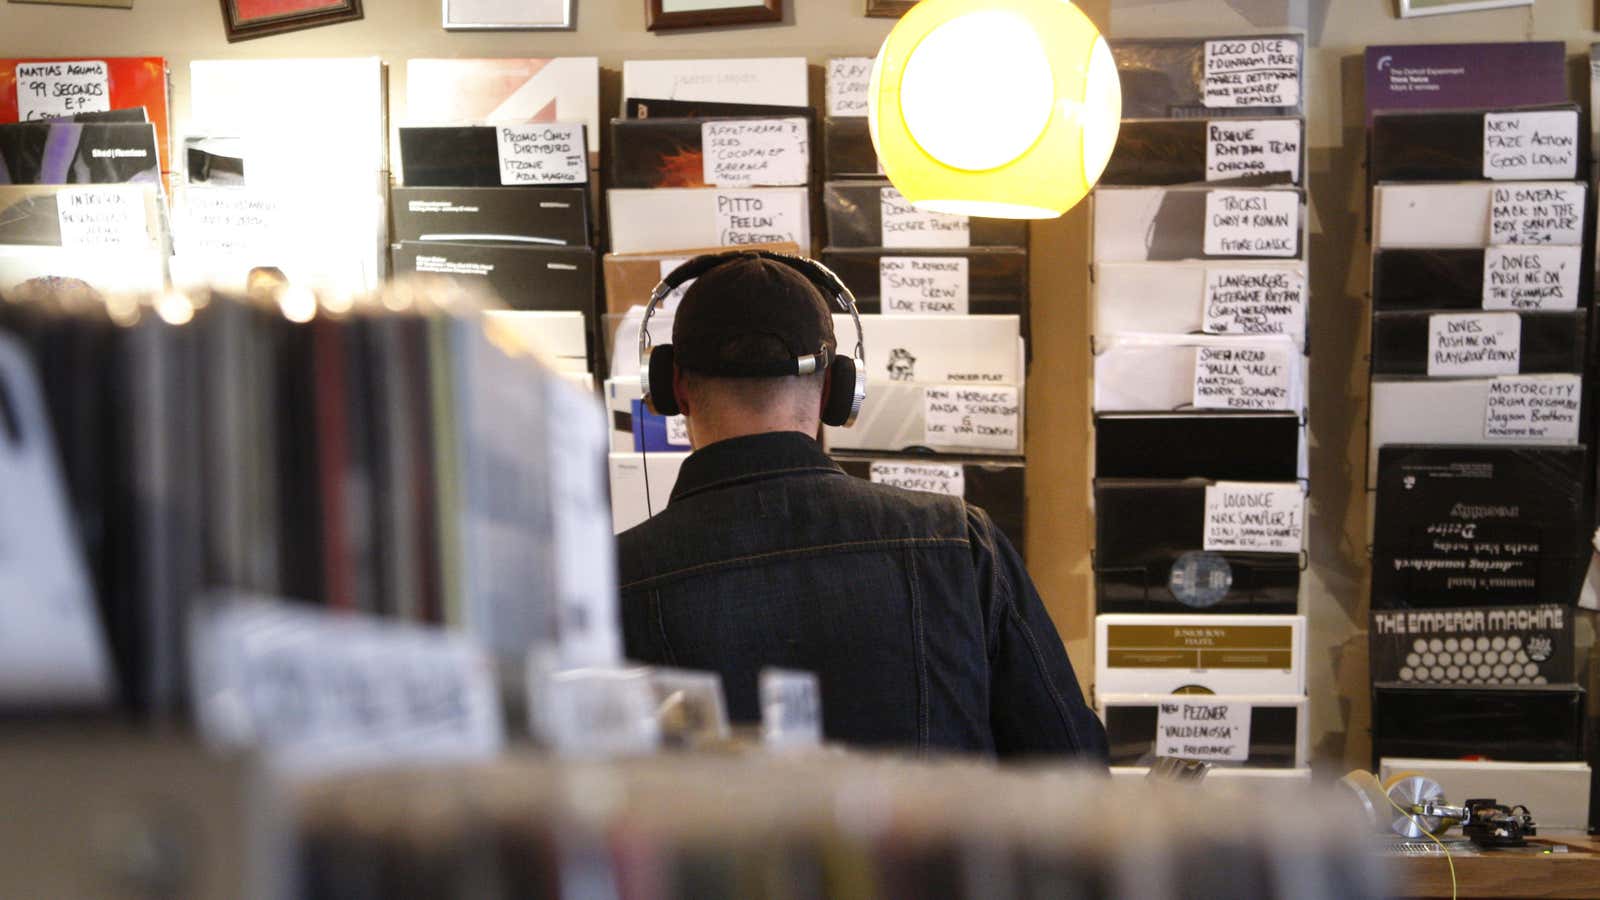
[1370,604,1575,687]
[1100,118,1304,187]
[1098,693,1308,769]
[391,242,595,313]
[602,241,802,316]
[1092,261,1307,349]
[391,186,589,247]
[820,248,1027,320]
[609,451,688,533]
[1095,614,1307,695]
[1370,105,1581,183]
[1110,35,1305,119]
[1373,181,1589,250]
[1094,413,1303,482]
[620,57,809,110]
[832,455,1026,554]
[1371,684,1584,765]
[1366,376,1584,482]
[399,125,589,188]
[1379,758,1591,831]
[0,121,161,185]
[1093,478,1302,615]
[404,57,602,164]
[607,187,812,254]
[609,115,813,189]
[1371,445,1587,609]
[1093,333,1305,414]
[1092,185,1306,262]
[822,379,1025,458]
[605,377,690,454]
[822,181,1028,249]
[824,116,878,179]
[1372,246,1587,312]
[1369,310,1588,376]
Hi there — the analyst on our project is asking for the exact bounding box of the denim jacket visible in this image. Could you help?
[616,431,1108,762]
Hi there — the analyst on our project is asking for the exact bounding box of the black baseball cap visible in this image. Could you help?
[670,252,838,377]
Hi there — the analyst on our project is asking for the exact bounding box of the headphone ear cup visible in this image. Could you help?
[647,345,680,416]
[821,356,860,428]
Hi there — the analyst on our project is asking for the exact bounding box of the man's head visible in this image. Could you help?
[667,253,839,449]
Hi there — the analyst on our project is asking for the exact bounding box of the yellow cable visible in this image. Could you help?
[1370,772,1457,900]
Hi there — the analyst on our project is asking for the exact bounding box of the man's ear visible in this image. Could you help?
[672,364,692,417]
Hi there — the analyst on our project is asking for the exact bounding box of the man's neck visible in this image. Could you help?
[689,421,820,451]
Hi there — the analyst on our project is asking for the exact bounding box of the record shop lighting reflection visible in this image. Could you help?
[868,0,1120,219]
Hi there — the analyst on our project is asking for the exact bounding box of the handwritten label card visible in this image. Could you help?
[1203,481,1304,554]
[1428,312,1522,376]
[658,257,691,313]
[496,123,588,185]
[1484,374,1581,441]
[1483,246,1580,310]
[715,190,806,245]
[1202,38,1300,108]
[1192,344,1296,411]
[15,60,110,121]
[1205,119,1301,183]
[1488,183,1585,246]
[701,118,809,187]
[56,186,147,248]
[1203,190,1299,257]
[1202,267,1307,343]
[924,385,1019,451]
[1483,111,1578,181]
[879,256,969,315]
[827,57,873,117]
[1156,699,1251,762]
[869,461,965,497]
[184,187,284,256]
[666,414,690,447]
[882,187,970,248]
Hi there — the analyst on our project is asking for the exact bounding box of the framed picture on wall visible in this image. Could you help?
[645,0,781,30]
[220,0,361,40]
[865,0,914,17]
[443,0,573,30]
[1397,0,1531,17]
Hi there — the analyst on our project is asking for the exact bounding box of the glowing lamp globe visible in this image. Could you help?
[868,0,1121,219]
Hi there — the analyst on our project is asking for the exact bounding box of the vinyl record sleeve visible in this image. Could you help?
[1373,181,1589,249]
[820,247,1027,319]
[1094,413,1302,482]
[0,57,172,175]
[1370,310,1588,376]
[391,241,595,313]
[601,241,802,316]
[1092,333,1305,414]
[0,121,161,185]
[1367,377,1586,482]
[1370,105,1581,183]
[1371,445,1588,609]
[1100,118,1304,187]
[823,116,879,179]
[1366,42,1568,126]
[1098,693,1307,769]
[832,455,1026,554]
[823,180,1028,249]
[405,58,601,162]
[0,183,164,249]
[1095,613,1307,696]
[1369,604,1575,687]
[609,451,687,533]
[189,58,386,177]
[1111,35,1305,118]
[1091,186,1306,262]
[1373,246,1589,312]
[391,186,590,246]
[399,125,589,188]
[622,97,812,121]
[620,58,809,111]
[607,187,812,254]
[821,379,1025,458]
[834,313,1022,386]
[609,115,814,189]
[1092,260,1307,349]
[604,377,689,454]
[1371,684,1584,765]
[1093,478,1301,615]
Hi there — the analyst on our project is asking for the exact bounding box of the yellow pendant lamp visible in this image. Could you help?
[868,0,1121,219]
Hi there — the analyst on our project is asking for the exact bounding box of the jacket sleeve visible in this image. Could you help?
[970,506,1109,763]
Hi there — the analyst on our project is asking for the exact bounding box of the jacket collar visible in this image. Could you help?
[670,431,844,503]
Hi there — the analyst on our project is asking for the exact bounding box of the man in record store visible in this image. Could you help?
[616,251,1107,761]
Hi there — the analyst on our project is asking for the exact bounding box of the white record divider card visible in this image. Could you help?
[1484,374,1582,441]
[191,600,504,777]
[1488,182,1586,246]
[1483,110,1579,181]
[881,187,970,248]
[1202,37,1300,108]
[1428,312,1522,376]
[879,257,969,315]
[924,385,1020,451]
[1202,267,1306,342]
[496,123,588,185]
[15,60,110,121]
[715,190,807,246]
[869,461,965,497]
[56,186,148,249]
[1203,190,1298,257]
[827,57,873,117]
[1203,481,1305,554]
[1205,120,1301,183]
[701,118,809,187]
[1483,246,1581,310]
[1156,698,1252,762]
[1192,343,1297,411]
